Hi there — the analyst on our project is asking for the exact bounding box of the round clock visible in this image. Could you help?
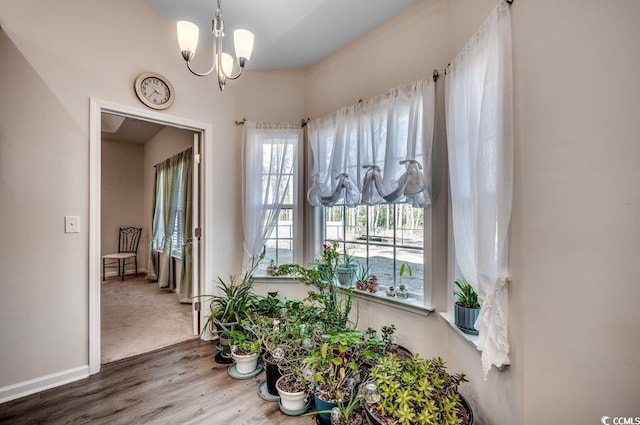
[134,72,174,110]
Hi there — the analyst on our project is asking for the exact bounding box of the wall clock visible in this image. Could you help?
[134,72,175,110]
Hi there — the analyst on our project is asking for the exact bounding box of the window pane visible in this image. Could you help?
[264,207,294,266]
[396,249,423,295]
[325,206,344,241]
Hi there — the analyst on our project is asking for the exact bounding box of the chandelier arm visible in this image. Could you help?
[186,61,216,77]
[223,65,245,81]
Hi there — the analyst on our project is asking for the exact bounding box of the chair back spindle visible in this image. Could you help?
[118,227,142,254]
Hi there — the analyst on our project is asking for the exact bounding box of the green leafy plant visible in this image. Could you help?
[305,393,364,425]
[305,330,365,403]
[367,353,470,425]
[355,263,372,283]
[255,291,284,319]
[339,251,356,268]
[223,324,260,356]
[399,262,413,278]
[276,243,357,330]
[454,280,480,309]
[201,257,261,334]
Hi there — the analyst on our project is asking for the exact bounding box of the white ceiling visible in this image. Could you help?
[147,0,424,70]
[101,113,166,144]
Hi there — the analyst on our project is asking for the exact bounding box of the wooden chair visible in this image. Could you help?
[102,227,142,281]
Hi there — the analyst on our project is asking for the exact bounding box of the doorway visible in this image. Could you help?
[89,99,212,374]
[100,114,195,363]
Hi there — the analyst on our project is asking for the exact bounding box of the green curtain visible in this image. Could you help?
[157,154,181,290]
[178,149,193,303]
[146,167,160,281]
[147,148,193,293]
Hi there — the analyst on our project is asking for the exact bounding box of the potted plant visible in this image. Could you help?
[336,251,358,287]
[453,280,480,335]
[364,353,473,425]
[276,357,314,414]
[305,330,365,425]
[255,291,284,320]
[197,257,262,363]
[226,325,261,375]
[306,393,365,425]
[396,262,412,299]
[277,243,356,330]
[202,270,259,362]
[367,274,378,293]
[254,316,314,398]
[354,264,372,291]
[362,324,412,372]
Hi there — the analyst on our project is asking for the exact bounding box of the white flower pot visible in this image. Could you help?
[276,375,308,411]
[232,352,259,374]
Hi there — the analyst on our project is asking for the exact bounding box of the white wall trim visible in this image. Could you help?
[89,98,213,375]
[0,366,89,404]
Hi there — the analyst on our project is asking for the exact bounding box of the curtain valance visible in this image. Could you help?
[307,77,435,208]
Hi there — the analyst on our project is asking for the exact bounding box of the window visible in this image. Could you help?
[170,170,184,258]
[323,203,424,296]
[262,142,297,266]
[306,78,435,304]
[151,149,189,259]
[242,123,302,270]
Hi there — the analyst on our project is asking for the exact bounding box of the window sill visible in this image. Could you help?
[253,274,434,316]
[252,272,300,284]
[439,312,510,368]
[344,286,434,317]
[438,311,480,350]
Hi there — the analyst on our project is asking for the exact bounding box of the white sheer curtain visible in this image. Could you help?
[446,1,513,377]
[242,122,301,264]
[307,77,435,208]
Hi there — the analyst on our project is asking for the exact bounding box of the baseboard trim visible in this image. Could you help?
[0,365,89,404]
[103,268,148,279]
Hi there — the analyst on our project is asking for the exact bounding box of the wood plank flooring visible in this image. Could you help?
[0,339,315,425]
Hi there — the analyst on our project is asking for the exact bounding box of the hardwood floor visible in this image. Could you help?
[0,339,314,425]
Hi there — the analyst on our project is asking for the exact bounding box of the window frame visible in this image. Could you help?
[258,134,304,273]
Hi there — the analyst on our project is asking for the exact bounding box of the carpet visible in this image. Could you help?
[101,274,196,364]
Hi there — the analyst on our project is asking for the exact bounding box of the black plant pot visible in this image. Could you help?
[365,393,474,425]
[263,352,282,396]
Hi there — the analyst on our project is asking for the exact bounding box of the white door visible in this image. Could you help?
[192,132,201,335]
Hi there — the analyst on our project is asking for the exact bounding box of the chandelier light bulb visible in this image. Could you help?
[176,20,199,61]
[234,29,254,61]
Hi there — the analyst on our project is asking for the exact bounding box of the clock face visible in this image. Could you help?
[134,72,174,110]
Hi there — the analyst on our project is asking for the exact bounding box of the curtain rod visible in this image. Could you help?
[234,118,311,127]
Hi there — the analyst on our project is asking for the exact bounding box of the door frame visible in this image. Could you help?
[89,98,212,374]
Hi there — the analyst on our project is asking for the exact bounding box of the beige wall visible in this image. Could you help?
[100,139,145,275]
[0,0,239,393]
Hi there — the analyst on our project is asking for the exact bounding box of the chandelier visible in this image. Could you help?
[176,0,254,91]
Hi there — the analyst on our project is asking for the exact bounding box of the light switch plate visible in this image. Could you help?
[65,216,80,233]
